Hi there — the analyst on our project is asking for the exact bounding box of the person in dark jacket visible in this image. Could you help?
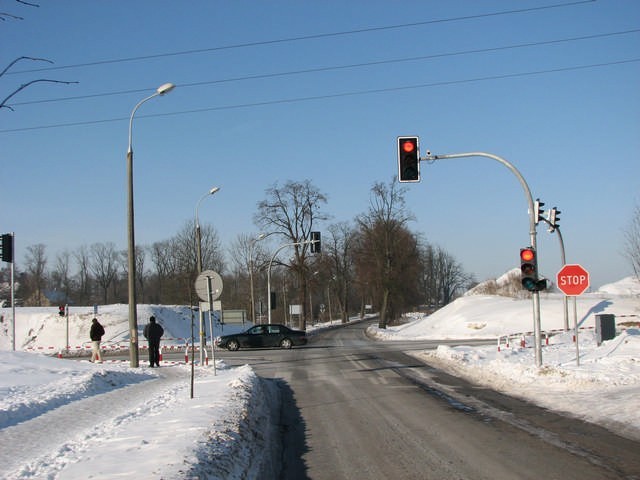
[90,318,105,363]
[143,315,164,367]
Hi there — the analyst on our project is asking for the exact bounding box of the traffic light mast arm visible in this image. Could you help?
[423,151,537,248]
[538,216,567,266]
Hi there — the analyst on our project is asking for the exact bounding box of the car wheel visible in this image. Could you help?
[280,338,293,349]
[227,340,239,351]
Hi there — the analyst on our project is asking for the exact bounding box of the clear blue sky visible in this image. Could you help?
[1,0,639,289]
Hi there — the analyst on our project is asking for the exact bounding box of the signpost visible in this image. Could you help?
[556,264,590,366]
[195,270,223,372]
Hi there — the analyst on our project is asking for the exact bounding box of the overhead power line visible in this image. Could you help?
[10,28,639,107]
[6,0,596,75]
[2,57,637,134]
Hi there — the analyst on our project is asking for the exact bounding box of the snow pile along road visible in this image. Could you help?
[0,353,281,480]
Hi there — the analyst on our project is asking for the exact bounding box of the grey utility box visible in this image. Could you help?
[595,314,616,346]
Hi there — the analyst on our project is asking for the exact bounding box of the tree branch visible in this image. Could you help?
[1,78,78,111]
[1,56,53,77]
[0,12,24,21]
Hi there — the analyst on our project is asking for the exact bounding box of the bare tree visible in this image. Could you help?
[254,180,328,328]
[228,233,272,321]
[434,248,470,305]
[174,220,224,275]
[149,240,175,303]
[51,250,73,303]
[135,246,147,303]
[355,180,420,328]
[73,245,92,304]
[119,246,146,303]
[624,203,640,279]
[90,242,119,304]
[146,222,224,304]
[24,243,47,305]
[326,222,357,323]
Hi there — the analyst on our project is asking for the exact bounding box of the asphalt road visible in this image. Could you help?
[215,320,640,480]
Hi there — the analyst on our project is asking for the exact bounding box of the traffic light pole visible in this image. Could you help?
[539,218,570,332]
[540,221,580,364]
[423,151,543,367]
[267,238,319,325]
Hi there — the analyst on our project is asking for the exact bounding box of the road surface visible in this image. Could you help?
[217,320,640,479]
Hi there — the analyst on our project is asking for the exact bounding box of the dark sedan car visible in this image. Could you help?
[215,324,307,351]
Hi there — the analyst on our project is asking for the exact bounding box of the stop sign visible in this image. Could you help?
[556,264,590,296]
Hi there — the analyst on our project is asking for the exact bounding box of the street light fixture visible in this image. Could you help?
[126,82,175,368]
[195,186,220,364]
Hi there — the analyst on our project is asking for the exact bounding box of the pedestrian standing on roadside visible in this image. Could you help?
[90,318,105,363]
[143,315,164,367]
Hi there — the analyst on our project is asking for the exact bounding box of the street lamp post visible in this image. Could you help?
[249,233,267,323]
[126,82,175,368]
[195,186,220,364]
[267,240,314,324]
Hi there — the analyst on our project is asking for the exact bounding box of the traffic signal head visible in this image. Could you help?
[548,207,561,232]
[520,247,538,291]
[59,305,65,317]
[1,233,13,263]
[520,247,547,292]
[534,198,545,224]
[397,136,420,182]
[310,231,321,253]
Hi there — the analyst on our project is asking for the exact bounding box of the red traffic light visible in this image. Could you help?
[397,136,420,183]
[520,248,535,262]
[401,140,415,153]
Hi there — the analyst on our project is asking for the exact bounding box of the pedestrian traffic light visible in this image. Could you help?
[59,305,65,317]
[548,207,561,232]
[534,198,545,224]
[520,247,547,292]
[310,231,321,253]
[397,136,420,182]
[1,233,13,263]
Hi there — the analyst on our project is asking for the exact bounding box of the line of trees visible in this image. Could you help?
[0,179,474,328]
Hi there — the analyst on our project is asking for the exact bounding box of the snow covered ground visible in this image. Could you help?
[0,276,638,478]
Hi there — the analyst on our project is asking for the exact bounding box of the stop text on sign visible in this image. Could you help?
[559,275,588,286]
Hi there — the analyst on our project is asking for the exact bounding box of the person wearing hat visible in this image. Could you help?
[143,315,164,367]
[90,318,105,363]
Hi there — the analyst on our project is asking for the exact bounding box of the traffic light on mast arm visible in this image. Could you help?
[397,136,420,182]
[520,247,547,292]
[534,198,545,224]
[548,207,561,232]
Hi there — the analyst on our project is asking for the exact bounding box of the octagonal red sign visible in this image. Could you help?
[556,264,590,296]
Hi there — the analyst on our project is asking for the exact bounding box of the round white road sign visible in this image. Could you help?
[195,270,223,302]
